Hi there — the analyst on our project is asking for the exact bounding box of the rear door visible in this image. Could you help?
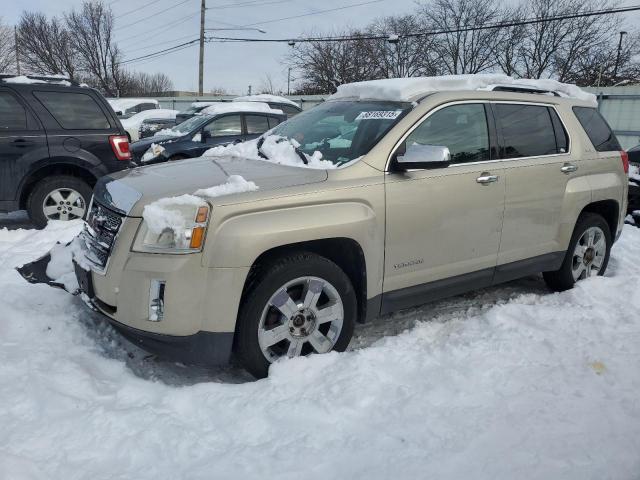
[0,88,48,203]
[493,102,574,280]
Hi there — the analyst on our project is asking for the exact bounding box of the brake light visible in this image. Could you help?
[109,135,131,161]
[621,150,629,174]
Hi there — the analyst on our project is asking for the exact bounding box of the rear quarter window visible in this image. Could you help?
[34,91,111,130]
[495,104,560,158]
[572,106,621,152]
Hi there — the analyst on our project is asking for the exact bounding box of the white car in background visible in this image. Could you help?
[233,94,302,117]
[120,108,179,142]
[108,98,159,118]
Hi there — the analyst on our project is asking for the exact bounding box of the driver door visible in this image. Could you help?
[202,114,243,147]
[383,102,506,313]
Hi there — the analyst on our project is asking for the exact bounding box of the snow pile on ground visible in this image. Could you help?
[204,135,335,169]
[331,74,597,105]
[233,94,300,108]
[194,174,258,197]
[1,222,640,479]
[45,235,93,292]
[142,194,206,235]
[200,101,283,116]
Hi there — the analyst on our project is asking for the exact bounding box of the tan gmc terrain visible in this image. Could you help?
[22,77,629,378]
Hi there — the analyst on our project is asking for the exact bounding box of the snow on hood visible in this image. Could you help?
[204,135,335,169]
[233,94,300,108]
[143,175,259,235]
[200,102,283,116]
[330,74,597,105]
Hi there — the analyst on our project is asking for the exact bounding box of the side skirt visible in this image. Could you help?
[378,251,565,316]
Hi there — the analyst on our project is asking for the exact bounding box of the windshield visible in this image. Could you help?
[269,100,412,164]
[168,115,209,135]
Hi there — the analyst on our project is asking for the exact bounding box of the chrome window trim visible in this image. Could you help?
[385,99,572,172]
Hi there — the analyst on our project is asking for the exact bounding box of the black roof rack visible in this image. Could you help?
[0,74,80,86]
[490,85,561,97]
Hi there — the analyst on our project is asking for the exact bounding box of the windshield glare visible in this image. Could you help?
[269,100,412,165]
[170,115,209,134]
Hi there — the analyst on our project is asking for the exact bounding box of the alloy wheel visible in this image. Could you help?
[42,188,86,221]
[571,226,606,281]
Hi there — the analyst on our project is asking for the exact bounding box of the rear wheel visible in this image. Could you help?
[27,175,92,229]
[236,252,356,378]
[543,212,612,291]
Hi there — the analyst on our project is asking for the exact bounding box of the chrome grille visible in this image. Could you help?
[81,199,124,270]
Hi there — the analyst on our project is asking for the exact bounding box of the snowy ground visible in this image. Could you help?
[1,221,639,479]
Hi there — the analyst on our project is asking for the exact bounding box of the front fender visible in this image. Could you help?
[204,198,384,297]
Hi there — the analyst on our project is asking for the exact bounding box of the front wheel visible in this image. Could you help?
[236,252,356,378]
[543,212,612,291]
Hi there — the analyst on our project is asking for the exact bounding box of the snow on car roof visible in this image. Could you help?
[330,74,597,105]
[108,98,159,112]
[233,94,300,108]
[2,75,72,86]
[120,109,178,128]
[200,101,283,116]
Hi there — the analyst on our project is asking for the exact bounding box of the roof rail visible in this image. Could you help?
[490,85,561,97]
[0,74,80,86]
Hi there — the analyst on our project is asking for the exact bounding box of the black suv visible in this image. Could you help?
[0,75,131,228]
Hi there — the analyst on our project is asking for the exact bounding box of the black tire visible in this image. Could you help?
[236,252,357,379]
[27,175,92,229]
[543,212,612,292]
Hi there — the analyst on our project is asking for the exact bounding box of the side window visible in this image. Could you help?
[136,103,156,113]
[549,108,569,153]
[0,92,28,130]
[267,116,283,129]
[34,91,111,129]
[573,106,621,152]
[496,104,558,158]
[245,115,270,134]
[405,103,490,164]
[204,115,242,137]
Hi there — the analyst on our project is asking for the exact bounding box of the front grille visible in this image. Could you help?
[81,199,125,270]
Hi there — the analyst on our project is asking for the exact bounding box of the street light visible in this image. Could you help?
[613,30,628,82]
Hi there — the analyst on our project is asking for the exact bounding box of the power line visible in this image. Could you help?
[206,4,640,42]
[242,0,385,27]
[123,33,199,55]
[114,0,192,31]
[117,11,200,43]
[115,0,166,19]
[207,0,289,9]
[117,4,640,64]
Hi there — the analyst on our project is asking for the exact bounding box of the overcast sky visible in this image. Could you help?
[4,0,639,94]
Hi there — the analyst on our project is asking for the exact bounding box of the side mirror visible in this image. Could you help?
[394,143,451,170]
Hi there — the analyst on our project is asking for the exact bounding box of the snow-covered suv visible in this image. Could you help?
[20,75,629,378]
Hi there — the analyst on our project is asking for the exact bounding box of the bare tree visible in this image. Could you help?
[65,1,123,95]
[258,73,277,94]
[0,18,15,73]
[418,0,504,74]
[118,71,173,96]
[17,12,78,78]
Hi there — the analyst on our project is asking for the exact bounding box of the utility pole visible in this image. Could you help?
[612,30,627,82]
[14,26,20,75]
[287,67,291,95]
[198,0,205,96]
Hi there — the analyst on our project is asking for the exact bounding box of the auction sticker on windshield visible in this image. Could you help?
[355,110,403,120]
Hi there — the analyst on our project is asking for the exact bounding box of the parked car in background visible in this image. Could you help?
[130,102,285,163]
[108,98,159,119]
[233,94,302,117]
[0,74,132,227]
[120,108,178,142]
[627,144,640,219]
[139,117,177,139]
[24,76,627,378]
[174,102,220,124]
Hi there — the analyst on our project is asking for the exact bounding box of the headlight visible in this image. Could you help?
[133,200,210,254]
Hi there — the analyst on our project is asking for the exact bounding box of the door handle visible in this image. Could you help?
[476,173,499,185]
[560,163,578,174]
[12,138,34,148]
